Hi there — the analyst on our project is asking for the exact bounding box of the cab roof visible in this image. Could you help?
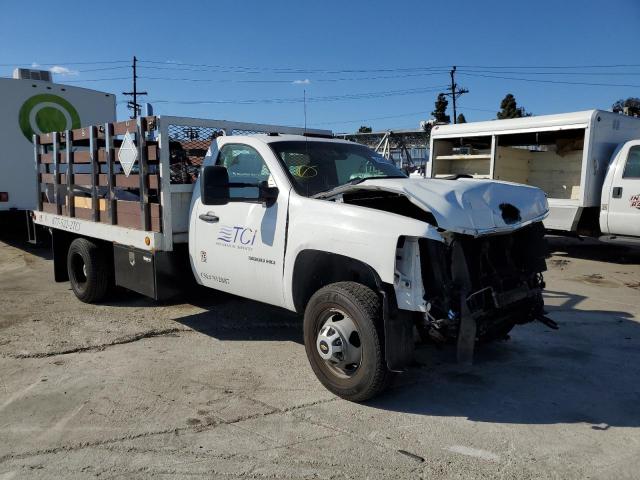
[246,133,352,145]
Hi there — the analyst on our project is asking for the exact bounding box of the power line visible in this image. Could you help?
[313,110,432,126]
[0,60,129,67]
[457,63,640,69]
[137,70,450,83]
[459,68,640,76]
[138,59,640,73]
[68,65,131,73]
[148,85,448,106]
[59,76,131,83]
[454,105,497,113]
[458,72,640,88]
[6,58,640,72]
[137,59,452,74]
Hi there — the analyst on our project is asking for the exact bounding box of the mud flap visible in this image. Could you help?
[51,229,72,282]
[451,240,476,365]
[381,288,414,372]
[456,290,476,365]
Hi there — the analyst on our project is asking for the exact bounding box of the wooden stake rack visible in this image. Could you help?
[34,116,162,232]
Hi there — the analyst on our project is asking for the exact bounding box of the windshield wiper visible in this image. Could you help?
[312,175,404,199]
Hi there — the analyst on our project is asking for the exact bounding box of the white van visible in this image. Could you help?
[429,110,640,245]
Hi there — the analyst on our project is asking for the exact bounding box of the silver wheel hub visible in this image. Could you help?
[316,310,361,375]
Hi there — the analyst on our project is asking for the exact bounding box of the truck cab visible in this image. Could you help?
[600,140,640,242]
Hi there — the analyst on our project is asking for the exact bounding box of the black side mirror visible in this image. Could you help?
[201,165,230,205]
[260,184,279,207]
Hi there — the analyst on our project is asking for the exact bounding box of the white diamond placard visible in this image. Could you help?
[118,131,138,177]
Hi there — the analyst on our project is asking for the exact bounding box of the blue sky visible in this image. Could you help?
[1,0,639,132]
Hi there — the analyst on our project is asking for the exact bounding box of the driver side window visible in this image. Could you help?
[216,144,271,198]
[623,146,640,178]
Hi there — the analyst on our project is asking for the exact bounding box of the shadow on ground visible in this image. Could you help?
[370,287,640,427]
[69,261,640,428]
[128,283,640,429]
[0,212,52,260]
[547,235,640,265]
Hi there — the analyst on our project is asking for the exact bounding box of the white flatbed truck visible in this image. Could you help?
[33,115,552,401]
[429,110,640,246]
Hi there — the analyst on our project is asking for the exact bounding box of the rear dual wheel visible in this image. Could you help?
[67,238,110,303]
[304,282,389,402]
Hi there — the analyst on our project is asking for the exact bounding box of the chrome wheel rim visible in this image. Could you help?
[316,309,362,378]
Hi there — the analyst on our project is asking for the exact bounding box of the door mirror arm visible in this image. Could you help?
[260,185,279,207]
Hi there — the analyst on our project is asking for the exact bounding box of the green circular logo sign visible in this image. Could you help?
[19,94,81,142]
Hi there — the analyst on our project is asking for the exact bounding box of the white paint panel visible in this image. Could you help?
[33,212,162,250]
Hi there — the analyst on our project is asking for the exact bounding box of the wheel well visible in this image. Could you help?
[52,231,112,282]
[291,250,381,313]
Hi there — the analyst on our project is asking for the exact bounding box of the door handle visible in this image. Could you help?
[199,212,219,223]
[612,186,623,199]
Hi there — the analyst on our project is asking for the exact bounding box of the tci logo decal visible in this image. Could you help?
[217,225,258,248]
[631,194,640,209]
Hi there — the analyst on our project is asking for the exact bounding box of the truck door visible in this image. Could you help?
[193,142,289,307]
[605,142,640,238]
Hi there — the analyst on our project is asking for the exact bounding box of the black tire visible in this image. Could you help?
[304,282,389,402]
[67,238,110,303]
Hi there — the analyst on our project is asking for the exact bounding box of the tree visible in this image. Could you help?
[456,113,467,124]
[357,125,372,133]
[612,97,640,116]
[432,93,450,123]
[497,93,531,119]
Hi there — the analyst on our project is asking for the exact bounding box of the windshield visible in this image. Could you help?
[269,141,406,197]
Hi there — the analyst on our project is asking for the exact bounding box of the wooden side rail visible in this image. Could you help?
[34,116,162,232]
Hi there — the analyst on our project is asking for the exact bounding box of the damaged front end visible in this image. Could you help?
[395,222,551,363]
[331,176,553,364]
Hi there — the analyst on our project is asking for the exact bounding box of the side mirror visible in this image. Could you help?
[200,166,280,207]
[200,165,230,205]
[260,184,279,207]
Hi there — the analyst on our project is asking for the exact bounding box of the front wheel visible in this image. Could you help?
[303,282,389,402]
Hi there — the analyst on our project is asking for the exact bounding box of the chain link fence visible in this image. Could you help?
[168,124,224,184]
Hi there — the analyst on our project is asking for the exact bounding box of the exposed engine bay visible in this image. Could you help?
[337,187,552,362]
[417,223,549,344]
[342,190,438,225]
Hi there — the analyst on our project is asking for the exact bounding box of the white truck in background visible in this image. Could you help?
[429,110,640,246]
[0,68,115,235]
[32,115,551,401]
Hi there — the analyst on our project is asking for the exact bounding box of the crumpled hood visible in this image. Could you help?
[342,177,549,236]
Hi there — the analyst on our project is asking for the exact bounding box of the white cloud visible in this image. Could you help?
[292,79,311,85]
[49,65,79,76]
[31,62,40,68]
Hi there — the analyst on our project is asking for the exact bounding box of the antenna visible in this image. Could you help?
[303,89,307,132]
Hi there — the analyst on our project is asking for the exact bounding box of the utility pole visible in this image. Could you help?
[122,56,147,119]
[445,66,469,124]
